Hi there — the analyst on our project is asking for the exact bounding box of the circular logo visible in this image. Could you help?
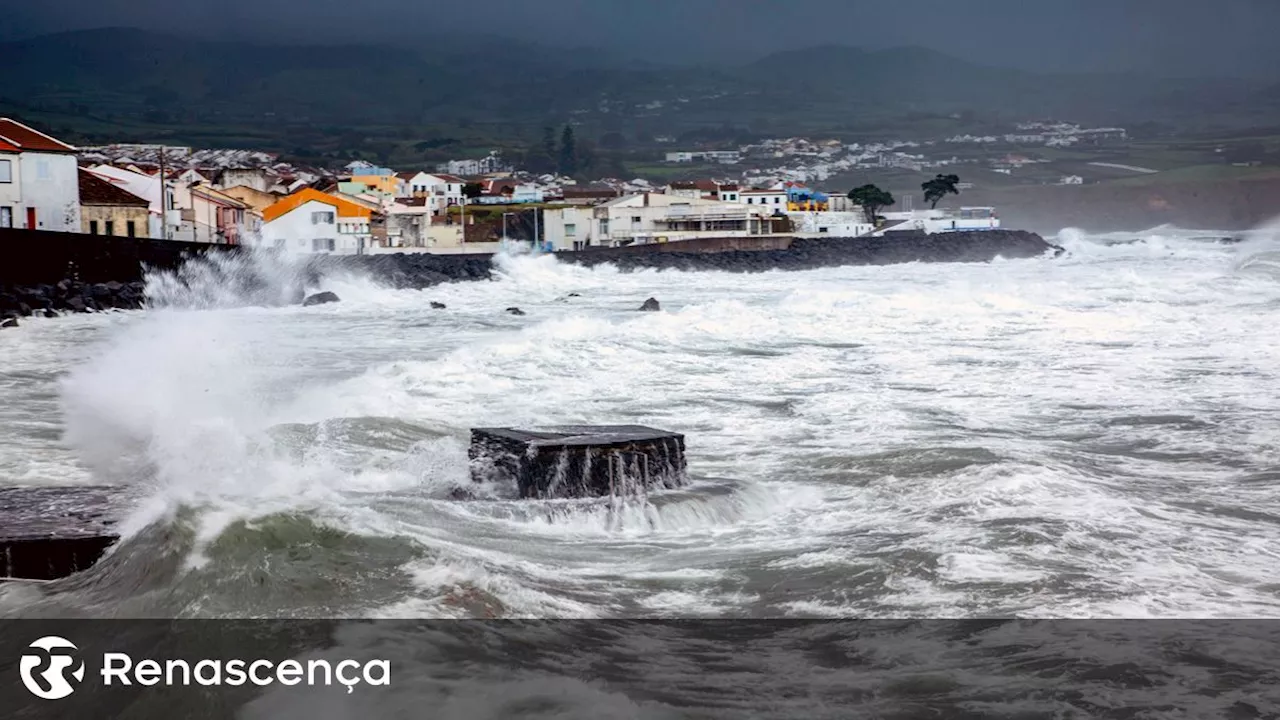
[19,636,85,700]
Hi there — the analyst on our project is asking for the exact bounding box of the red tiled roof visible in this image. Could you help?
[78,169,149,207]
[0,118,76,153]
[436,174,465,183]
[0,138,18,153]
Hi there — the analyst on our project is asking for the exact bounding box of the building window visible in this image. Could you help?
[89,220,99,235]
[0,159,11,183]
[311,211,335,224]
[599,219,609,235]
[127,221,136,237]
[632,216,641,223]
[36,159,51,180]
[312,238,336,252]
[105,220,114,236]
[564,223,576,237]
[0,207,10,228]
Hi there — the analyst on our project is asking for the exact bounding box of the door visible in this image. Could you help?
[26,207,36,229]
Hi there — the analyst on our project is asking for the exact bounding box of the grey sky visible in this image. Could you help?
[5,0,1279,78]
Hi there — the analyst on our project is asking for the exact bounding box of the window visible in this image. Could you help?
[564,223,576,237]
[127,221,136,237]
[0,159,11,183]
[599,219,609,235]
[0,207,10,228]
[36,159,51,180]
[89,220,99,234]
[311,211,335,224]
[774,197,781,204]
[104,220,114,236]
[632,216,642,223]
[312,237,335,252]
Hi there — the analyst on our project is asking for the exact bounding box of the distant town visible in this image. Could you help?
[0,114,1159,256]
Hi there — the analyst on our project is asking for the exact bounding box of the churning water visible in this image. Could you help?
[2,226,1280,620]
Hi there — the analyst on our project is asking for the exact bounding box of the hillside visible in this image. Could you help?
[1,28,1276,164]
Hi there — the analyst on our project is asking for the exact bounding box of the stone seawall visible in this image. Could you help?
[0,228,1059,322]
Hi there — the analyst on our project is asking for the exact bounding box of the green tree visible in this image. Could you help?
[542,126,558,161]
[558,125,578,177]
[461,182,484,200]
[847,184,896,224]
[922,174,960,209]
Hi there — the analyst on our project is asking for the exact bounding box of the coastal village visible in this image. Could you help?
[0,115,1120,256]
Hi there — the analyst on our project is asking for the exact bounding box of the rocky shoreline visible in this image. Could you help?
[0,230,1059,323]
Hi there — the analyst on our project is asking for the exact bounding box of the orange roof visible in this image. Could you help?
[0,118,76,153]
[262,188,374,223]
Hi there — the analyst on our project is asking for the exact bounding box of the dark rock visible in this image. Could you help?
[43,309,58,318]
[567,292,581,297]
[89,283,113,299]
[506,307,526,316]
[65,297,86,313]
[302,291,341,307]
[1,318,18,328]
[430,301,447,309]
[639,297,661,312]
[17,302,32,317]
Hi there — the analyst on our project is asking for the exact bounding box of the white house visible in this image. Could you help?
[543,206,595,251]
[739,189,788,209]
[878,207,1001,234]
[0,118,80,231]
[404,172,465,214]
[788,211,874,237]
[554,192,780,248]
[260,189,374,255]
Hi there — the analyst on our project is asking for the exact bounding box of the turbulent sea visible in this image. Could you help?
[3,226,1280,717]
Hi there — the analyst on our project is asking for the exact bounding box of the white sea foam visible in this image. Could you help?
[3,227,1280,618]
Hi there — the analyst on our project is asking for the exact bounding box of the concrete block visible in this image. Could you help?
[0,486,120,581]
[469,426,687,499]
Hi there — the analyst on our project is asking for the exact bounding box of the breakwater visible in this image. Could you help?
[310,229,1059,288]
[0,228,1058,320]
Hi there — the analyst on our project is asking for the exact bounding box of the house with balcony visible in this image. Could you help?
[545,192,781,248]
[0,118,80,231]
[404,172,466,214]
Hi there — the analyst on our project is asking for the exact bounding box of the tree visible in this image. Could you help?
[542,126,558,162]
[558,125,578,177]
[847,185,896,224]
[922,174,960,209]
[461,182,484,200]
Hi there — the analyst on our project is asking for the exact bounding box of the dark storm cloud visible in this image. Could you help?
[5,0,1279,78]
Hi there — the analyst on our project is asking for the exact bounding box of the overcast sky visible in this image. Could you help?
[5,0,1280,78]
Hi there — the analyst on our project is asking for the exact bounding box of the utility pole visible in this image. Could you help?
[533,205,540,251]
[158,145,171,240]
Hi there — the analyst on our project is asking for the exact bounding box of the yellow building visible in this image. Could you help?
[79,169,151,237]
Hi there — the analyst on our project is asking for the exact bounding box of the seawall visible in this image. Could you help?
[0,227,1059,320]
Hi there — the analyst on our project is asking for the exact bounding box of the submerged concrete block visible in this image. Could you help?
[469,426,687,499]
[0,486,120,581]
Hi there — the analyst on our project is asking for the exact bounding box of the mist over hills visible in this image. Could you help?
[1,27,1276,155]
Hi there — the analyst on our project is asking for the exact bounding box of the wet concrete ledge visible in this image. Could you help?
[0,486,121,581]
